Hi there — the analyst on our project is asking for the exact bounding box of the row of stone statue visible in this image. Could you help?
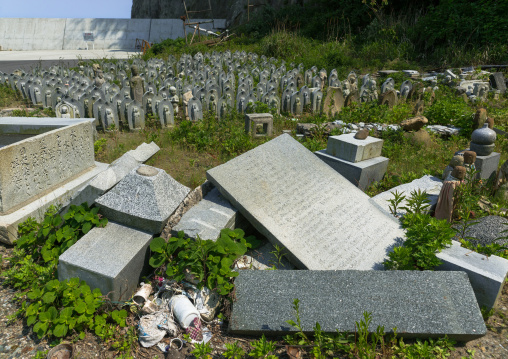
[1,50,449,129]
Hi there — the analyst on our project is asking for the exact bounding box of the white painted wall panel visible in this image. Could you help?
[0,18,227,51]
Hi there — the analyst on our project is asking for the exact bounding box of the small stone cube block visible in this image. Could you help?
[245,113,273,137]
[326,133,383,163]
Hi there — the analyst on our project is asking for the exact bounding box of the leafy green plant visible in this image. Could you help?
[224,341,246,359]
[401,189,430,215]
[384,213,455,270]
[460,239,508,260]
[249,335,277,359]
[353,311,388,358]
[392,336,456,358]
[192,341,213,359]
[94,138,108,155]
[388,190,406,216]
[285,298,310,345]
[2,203,108,290]
[15,277,127,340]
[149,228,260,295]
[269,244,288,268]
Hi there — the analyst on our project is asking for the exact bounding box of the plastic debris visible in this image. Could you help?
[138,312,178,348]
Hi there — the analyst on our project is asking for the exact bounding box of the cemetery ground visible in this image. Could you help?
[1,62,508,358]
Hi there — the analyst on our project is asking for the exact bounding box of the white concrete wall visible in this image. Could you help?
[0,18,227,51]
[63,18,151,50]
[0,18,66,51]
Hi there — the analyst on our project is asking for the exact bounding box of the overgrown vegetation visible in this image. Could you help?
[2,204,107,290]
[149,228,260,295]
[1,204,136,351]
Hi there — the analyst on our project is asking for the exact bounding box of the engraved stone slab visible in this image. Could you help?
[0,120,95,213]
[230,270,487,341]
[58,221,153,301]
[326,133,383,163]
[207,134,404,270]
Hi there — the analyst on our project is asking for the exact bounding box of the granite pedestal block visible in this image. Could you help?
[207,134,405,271]
[326,133,383,163]
[436,240,508,310]
[230,270,486,341]
[315,150,388,190]
[171,187,242,240]
[58,222,153,301]
[475,152,500,180]
[95,165,190,234]
[245,113,273,138]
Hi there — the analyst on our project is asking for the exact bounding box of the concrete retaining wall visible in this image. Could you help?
[0,18,226,51]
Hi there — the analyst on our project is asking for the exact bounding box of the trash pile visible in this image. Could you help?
[132,278,220,353]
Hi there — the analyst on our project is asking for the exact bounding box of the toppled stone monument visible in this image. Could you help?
[207,134,404,270]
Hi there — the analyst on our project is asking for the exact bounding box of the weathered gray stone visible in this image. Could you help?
[436,240,508,310]
[475,152,500,180]
[315,150,388,190]
[230,270,486,341]
[125,141,160,163]
[490,72,506,94]
[454,215,508,247]
[95,165,190,234]
[58,221,153,301]
[245,113,273,137]
[171,187,241,240]
[0,162,108,244]
[326,133,383,163]
[369,175,443,216]
[207,134,405,270]
[0,119,95,213]
[235,241,296,270]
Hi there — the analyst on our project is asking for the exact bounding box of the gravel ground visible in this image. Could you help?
[454,215,508,247]
[2,239,508,358]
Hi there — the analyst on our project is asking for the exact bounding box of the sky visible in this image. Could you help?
[1,0,132,18]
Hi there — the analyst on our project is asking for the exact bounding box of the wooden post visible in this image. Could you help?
[198,24,201,42]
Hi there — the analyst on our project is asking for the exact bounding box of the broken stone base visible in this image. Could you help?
[58,221,153,301]
[0,162,108,244]
[315,150,388,190]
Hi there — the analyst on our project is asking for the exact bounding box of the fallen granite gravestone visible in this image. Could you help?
[229,270,486,341]
[95,165,190,234]
[58,221,153,301]
[207,134,405,270]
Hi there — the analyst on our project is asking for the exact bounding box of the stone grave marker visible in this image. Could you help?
[95,165,190,234]
[229,270,486,341]
[207,134,405,270]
